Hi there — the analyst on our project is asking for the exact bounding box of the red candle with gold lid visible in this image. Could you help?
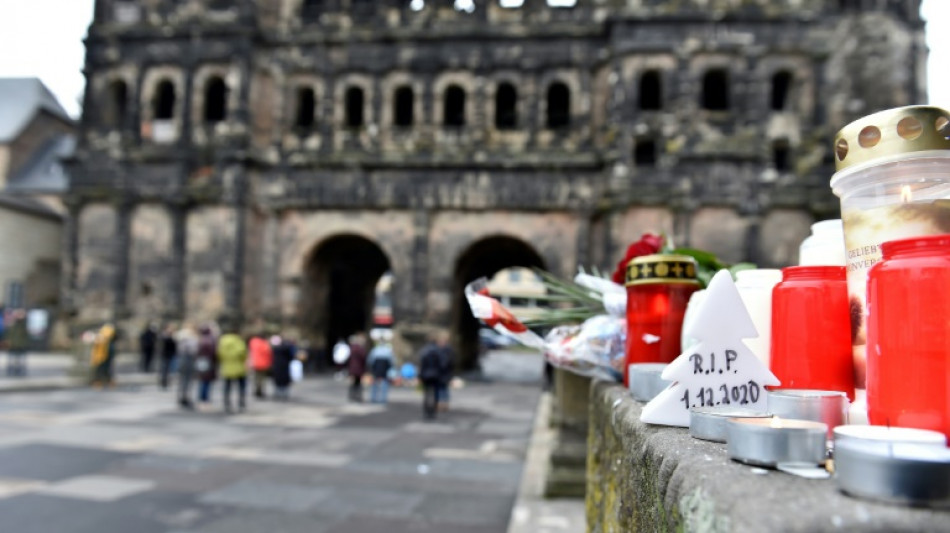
[623,254,700,386]
[866,234,950,438]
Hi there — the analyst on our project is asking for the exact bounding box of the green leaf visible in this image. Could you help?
[671,247,726,270]
[729,262,757,276]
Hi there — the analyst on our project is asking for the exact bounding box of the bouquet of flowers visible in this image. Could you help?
[464,232,754,382]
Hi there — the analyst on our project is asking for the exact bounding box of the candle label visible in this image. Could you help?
[841,201,950,389]
[641,270,780,427]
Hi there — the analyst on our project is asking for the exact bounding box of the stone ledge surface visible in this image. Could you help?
[586,380,950,533]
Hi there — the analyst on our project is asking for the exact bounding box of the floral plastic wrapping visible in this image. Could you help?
[464,278,625,382]
[542,315,625,381]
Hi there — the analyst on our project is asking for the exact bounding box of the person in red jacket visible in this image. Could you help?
[347,332,368,402]
[248,333,273,399]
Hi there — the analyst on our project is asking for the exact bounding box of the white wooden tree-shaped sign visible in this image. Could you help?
[641,270,780,427]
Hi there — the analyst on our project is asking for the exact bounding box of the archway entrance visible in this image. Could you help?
[452,236,545,371]
[301,235,390,359]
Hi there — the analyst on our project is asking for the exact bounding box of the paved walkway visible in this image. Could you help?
[0,349,584,532]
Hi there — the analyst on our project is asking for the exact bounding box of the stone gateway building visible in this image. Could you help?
[65,0,926,367]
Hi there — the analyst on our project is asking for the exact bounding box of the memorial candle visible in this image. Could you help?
[830,106,950,390]
[726,417,827,467]
[866,234,950,439]
[623,254,699,386]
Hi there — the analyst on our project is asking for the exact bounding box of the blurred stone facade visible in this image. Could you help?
[65,0,926,365]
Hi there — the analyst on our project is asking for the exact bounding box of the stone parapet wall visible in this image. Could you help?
[586,380,948,533]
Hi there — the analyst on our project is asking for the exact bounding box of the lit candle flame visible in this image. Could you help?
[900,185,913,204]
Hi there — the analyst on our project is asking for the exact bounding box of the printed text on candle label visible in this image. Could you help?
[689,350,739,375]
[680,381,761,409]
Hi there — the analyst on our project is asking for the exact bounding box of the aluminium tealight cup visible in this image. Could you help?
[628,363,670,402]
[690,406,772,443]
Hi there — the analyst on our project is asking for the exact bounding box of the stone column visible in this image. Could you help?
[60,199,82,317]
[545,368,591,498]
[112,198,132,321]
[169,202,187,320]
[224,170,247,329]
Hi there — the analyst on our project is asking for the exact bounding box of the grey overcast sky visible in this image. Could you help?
[0,0,947,118]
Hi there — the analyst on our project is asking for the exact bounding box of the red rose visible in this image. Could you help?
[611,233,663,284]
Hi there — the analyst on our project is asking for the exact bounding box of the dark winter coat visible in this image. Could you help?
[271,342,295,387]
[161,333,176,360]
[139,328,157,357]
[347,342,367,377]
[418,343,442,384]
[195,332,218,381]
[419,342,453,385]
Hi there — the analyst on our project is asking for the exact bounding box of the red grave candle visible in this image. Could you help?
[623,254,699,386]
[866,234,950,439]
[769,266,855,400]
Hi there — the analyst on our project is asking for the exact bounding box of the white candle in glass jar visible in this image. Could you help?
[734,269,782,367]
[799,219,847,266]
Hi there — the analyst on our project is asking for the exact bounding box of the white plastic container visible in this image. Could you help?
[734,269,782,367]
[798,219,846,266]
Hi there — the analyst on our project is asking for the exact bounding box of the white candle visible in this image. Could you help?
[834,425,947,447]
[846,388,869,426]
[734,269,782,367]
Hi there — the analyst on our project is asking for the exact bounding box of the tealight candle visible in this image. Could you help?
[833,425,947,447]
[628,363,670,402]
[727,417,828,467]
[835,440,950,508]
[768,389,848,439]
[690,406,772,443]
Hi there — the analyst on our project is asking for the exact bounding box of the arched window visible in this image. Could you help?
[546,82,570,129]
[638,70,662,111]
[394,85,414,127]
[345,86,364,128]
[105,79,128,128]
[204,76,228,122]
[154,79,176,120]
[770,71,793,111]
[495,82,517,129]
[294,87,316,129]
[701,69,729,111]
[301,0,321,22]
[773,140,790,172]
[444,85,466,127]
[634,139,657,167]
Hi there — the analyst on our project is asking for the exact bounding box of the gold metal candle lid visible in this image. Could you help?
[833,106,950,172]
[625,254,699,287]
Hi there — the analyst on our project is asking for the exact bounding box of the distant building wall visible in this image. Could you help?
[0,206,61,308]
[65,0,927,365]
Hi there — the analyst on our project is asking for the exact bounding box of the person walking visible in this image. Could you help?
[418,331,446,420]
[217,331,248,413]
[89,323,117,388]
[270,335,293,401]
[248,333,272,399]
[158,324,177,390]
[176,325,199,410]
[366,331,394,404]
[347,332,368,402]
[5,310,29,377]
[435,333,455,413]
[195,325,218,404]
[138,323,157,373]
